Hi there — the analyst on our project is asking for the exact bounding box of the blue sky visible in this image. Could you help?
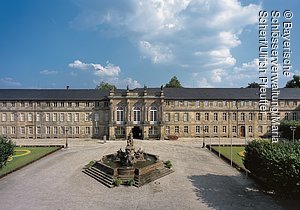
[0,0,299,89]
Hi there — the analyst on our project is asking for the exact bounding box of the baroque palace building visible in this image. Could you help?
[0,87,299,140]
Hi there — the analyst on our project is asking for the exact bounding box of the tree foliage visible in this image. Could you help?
[246,82,259,88]
[285,75,300,88]
[95,82,116,90]
[0,136,15,168]
[279,120,300,140]
[244,140,300,193]
[165,76,182,88]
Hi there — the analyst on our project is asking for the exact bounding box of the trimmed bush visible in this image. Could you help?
[164,160,172,169]
[114,178,123,186]
[167,135,178,140]
[279,120,300,140]
[127,179,135,186]
[0,136,15,168]
[244,140,300,193]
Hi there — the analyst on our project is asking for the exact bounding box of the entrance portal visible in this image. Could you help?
[240,126,245,137]
[132,126,142,139]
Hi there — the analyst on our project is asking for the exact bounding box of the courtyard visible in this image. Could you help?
[0,139,282,210]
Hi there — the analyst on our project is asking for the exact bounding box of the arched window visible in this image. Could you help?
[116,107,124,123]
[149,107,157,123]
[133,107,141,124]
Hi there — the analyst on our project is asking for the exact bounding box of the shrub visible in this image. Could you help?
[114,178,123,186]
[167,135,178,140]
[0,136,15,168]
[127,179,135,186]
[164,160,172,169]
[244,140,300,193]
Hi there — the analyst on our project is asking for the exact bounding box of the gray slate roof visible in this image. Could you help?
[0,88,299,101]
[0,89,109,101]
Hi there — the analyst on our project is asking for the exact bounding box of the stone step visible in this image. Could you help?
[138,168,174,187]
[82,169,114,188]
[87,168,114,184]
[89,167,114,182]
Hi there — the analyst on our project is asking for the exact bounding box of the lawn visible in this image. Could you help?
[0,146,62,178]
[211,146,245,169]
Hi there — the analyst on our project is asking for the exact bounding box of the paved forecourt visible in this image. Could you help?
[0,139,281,210]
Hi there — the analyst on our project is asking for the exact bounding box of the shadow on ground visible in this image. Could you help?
[188,173,282,210]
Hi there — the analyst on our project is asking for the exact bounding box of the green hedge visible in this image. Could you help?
[0,136,15,168]
[279,120,300,140]
[244,140,300,193]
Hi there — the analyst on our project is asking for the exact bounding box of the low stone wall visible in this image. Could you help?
[135,161,164,176]
[93,161,117,176]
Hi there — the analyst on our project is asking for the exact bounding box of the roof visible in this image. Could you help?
[163,88,300,100]
[0,89,109,101]
[0,88,299,101]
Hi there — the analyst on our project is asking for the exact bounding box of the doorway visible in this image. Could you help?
[240,126,245,137]
[132,126,142,139]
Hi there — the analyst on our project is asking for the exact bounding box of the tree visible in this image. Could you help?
[165,76,182,88]
[285,75,300,88]
[0,136,15,168]
[246,82,259,88]
[95,82,116,90]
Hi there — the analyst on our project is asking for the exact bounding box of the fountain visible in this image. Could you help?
[83,134,174,187]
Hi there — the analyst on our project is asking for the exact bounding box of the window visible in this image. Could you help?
[213,101,217,106]
[248,101,253,106]
[2,113,7,122]
[75,127,80,134]
[67,113,72,122]
[196,126,200,134]
[232,126,237,133]
[75,102,79,107]
[68,102,72,107]
[183,113,189,122]
[11,102,15,107]
[175,101,179,106]
[149,126,158,135]
[196,113,200,121]
[104,101,109,107]
[240,101,244,107]
[46,126,50,134]
[249,126,253,133]
[258,126,263,133]
[165,126,170,134]
[213,113,218,121]
[61,102,64,107]
[223,101,227,107]
[54,127,58,135]
[293,112,297,121]
[85,102,90,107]
[184,101,189,106]
[258,113,263,121]
[116,107,124,123]
[21,102,25,107]
[95,101,100,107]
[115,127,125,135]
[204,126,209,133]
[267,113,271,120]
[249,113,253,121]
[75,113,79,122]
[68,127,72,135]
[11,126,16,135]
[133,107,141,123]
[222,126,227,133]
[85,113,89,121]
[10,113,15,122]
[95,127,99,135]
[232,101,236,107]
[174,113,179,122]
[36,113,40,122]
[184,126,189,134]
[195,101,200,106]
[165,113,170,122]
[85,127,91,135]
[204,101,209,107]
[46,102,51,107]
[28,113,33,122]
[175,126,179,133]
[20,127,25,135]
[149,107,158,123]
[205,113,209,121]
[213,126,218,133]
[61,127,65,135]
[232,113,237,121]
[46,113,50,122]
[20,113,25,122]
[53,113,57,122]
[285,113,289,120]
[222,113,227,121]
[28,126,33,135]
[36,126,41,135]
[94,113,99,122]
[60,113,65,122]
[29,102,33,107]
[241,113,245,121]
[104,113,109,122]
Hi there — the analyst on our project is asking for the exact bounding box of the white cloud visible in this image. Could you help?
[40,70,58,75]
[211,68,226,83]
[0,77,21,87]
[69,60,120,77]
[93,77,141,89]
[139,41,173,63]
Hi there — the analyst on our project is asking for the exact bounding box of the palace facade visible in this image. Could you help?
[0,87,299,140]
